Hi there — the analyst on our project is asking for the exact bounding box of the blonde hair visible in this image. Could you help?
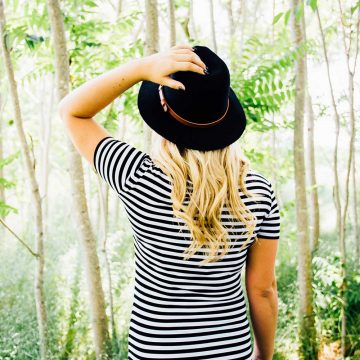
[149,130,260,265]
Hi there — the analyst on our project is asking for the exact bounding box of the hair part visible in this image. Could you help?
[149,130,261,265]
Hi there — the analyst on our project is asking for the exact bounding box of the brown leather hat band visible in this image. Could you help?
[158,85,229,128]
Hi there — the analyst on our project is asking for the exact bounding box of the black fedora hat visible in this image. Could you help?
[137,45,247,151]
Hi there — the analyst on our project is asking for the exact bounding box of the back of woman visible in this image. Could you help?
[93,128,280,360]
[60,44,281,360]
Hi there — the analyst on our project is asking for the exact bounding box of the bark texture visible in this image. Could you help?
[168,0,176,47]
[337,1,359,355]
[209,0,217,52]
[0,1,48,358]
[0,83,5,211]
[290,1,317,358]
[144,0,159,153]
[46,0,110,358]
[302,12,320,253]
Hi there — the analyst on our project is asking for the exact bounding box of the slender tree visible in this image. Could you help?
[316,3,342,270]
[208,0,217,52]
[316,8,347,354]
[270,0,279,195]
[0,80,5,213]
[225,0,235,35]
[144,0,159,153]
[0,1,48,358]
[60,251,82,359]
[189,0,198,40]
[46,0,110,358]
[178,2,191,41]
[305,90,320,252]
[117,0,123,17]
[352,153,359,263]
[168,0,176,47]
[316,2,359,356]
[336,1,359,356]
[224,0,237,72]
[303,9,320,253]
[98,103,119,355]
[290,0,317,358]
[250,0,262,36]
[39,76,55,236]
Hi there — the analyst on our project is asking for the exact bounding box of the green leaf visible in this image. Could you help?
[4,33,12,51]
[86,0,97,7]
[295,2,304,22]
[351,1,360,14]
[273,12,284,25]
[309,0,317,11]
[284,9,292,25]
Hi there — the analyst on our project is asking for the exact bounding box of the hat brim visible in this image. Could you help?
[137,80,247,151]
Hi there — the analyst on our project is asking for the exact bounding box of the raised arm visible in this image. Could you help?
[245,238,279,360]
[58,43,206,166]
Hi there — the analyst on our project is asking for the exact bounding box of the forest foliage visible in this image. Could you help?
[0,0,359,359]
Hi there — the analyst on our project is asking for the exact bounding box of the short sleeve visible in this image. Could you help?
[93,136,152,196]
[257,181,281,240]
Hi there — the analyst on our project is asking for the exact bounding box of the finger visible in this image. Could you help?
[172,48,193,55]
[175,61,206,75]
[171,43,194,52]
[161,76,186,90]
[173,53,206,70]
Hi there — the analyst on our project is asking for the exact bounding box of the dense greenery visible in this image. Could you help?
[0,0,359,359]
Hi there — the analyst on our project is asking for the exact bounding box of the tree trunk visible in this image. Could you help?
[306,91,320,252]
[117,0,123,17]
[168,0,176,47]
[302,10,320,253]
[234,0,246,59]
[290,1,317,358]
[250,0,262,36]
[0,84,5,212]
[46,0,110,358]
[317,2,358,355]
[352,153,359,264]
[189,0,198,40]
[224,0,235,35]
[61,251,81,359]
[316,5,342,270]
[97,103,119,355]
[40,75,54,237]
[208,0,217,52]
[224,0,237,72]
[337,1,358,356]
[270,0,278,195]
[144,0,159,153]
[0,1,48,358]
[98,174,119,354]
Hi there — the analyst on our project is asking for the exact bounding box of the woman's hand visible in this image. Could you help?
[140,43,207,90]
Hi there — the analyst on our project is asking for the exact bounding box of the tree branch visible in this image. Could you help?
[0,217,39,257]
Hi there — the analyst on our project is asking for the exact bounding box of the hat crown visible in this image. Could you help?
[137,44,247,151]
[162,46,230,124]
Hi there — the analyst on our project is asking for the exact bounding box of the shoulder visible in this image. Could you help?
[245,168,274,190]
[244,168,277,209]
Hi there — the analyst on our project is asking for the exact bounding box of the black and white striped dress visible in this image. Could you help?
[93,136,281,360]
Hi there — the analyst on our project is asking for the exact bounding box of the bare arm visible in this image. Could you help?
[58,43,206,165]
[245,238,279,360]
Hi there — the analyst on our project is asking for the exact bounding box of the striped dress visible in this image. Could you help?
[93,136,281,360]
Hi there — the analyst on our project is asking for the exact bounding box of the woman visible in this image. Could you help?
[59,43,280,360]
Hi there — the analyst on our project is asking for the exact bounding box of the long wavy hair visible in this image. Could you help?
[149,130,261,265]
